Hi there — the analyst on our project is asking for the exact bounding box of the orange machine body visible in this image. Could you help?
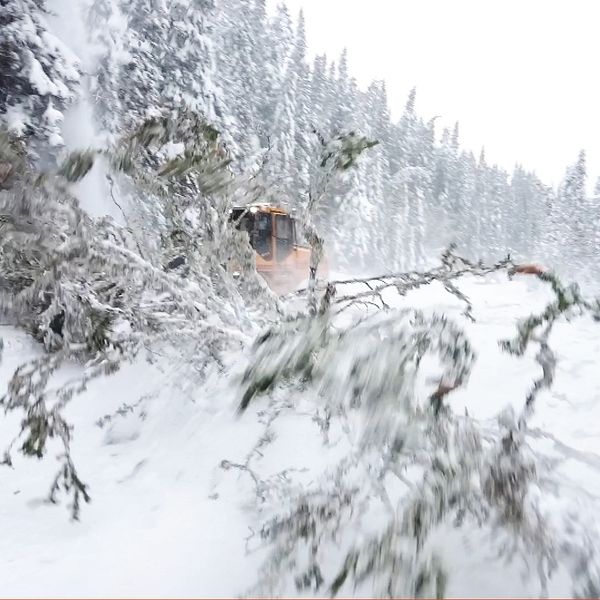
[230,204,328,295]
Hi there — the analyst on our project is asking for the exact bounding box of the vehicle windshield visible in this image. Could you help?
[274,214,293,262]
[230,209,273,259]
[293,218,307,246]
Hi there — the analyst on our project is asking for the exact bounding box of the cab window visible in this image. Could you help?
[254,212,273,259]
[274,214,293,262]
[230,209,273,259]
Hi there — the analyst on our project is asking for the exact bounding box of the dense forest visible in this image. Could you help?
[3,0,599,277]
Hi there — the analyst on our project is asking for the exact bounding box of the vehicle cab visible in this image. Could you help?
[229,204,328,294]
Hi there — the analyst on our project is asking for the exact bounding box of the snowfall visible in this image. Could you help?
[3,2,600,597]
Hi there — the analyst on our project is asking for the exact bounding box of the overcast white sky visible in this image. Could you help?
[269,0,599,190]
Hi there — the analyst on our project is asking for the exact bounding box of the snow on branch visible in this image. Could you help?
[0,112,274,518]
[238,251,600,597]
[292,245,519,318]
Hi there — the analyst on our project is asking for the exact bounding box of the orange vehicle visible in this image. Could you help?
[229,204,328,295]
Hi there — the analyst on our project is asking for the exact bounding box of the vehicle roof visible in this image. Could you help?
[232,204,291,216]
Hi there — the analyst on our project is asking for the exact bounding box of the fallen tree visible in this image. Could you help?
[236,252,600,597]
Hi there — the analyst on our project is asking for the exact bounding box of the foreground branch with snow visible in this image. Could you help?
[238,254,600,597]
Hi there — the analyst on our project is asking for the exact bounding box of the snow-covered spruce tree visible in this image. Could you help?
[432,126,452,222]
[306,53,373,269]
[89,0,229,258]
[87,0,129,140]
[291,10,311,199]
[591,187,600,266]
[509,165,551,263]
[260,2,293,146]
[213,0,266,161]
[0,0,80,156]
[235,256,600,597]
[467,148,488,260]
[90,0,226,146]
[0,112,275,518]
[383,89,433,270]
[329,49,360,135]
[308,54,331,135]
[332,80,390,271]
[300,130,378,313]
[258,7,313,207]
[485,165,509,260]
[362,85,390,256]
[557,150,590,269]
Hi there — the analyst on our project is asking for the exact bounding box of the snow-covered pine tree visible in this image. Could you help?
[313,52,371,266]
[160,0,221,123]
[292,10,312,201]
[431,123,460,254]
[87,0,128,141]
[432,127,451,205]
[307,55,336,230]
[558,150,589,267]
[260,2,293,142]
[388,88,430,268]
[330,49,355,134]
[454,149,478,257]
[510,165,534,258]
[509,165,550,261]
[358,81,392,269]
[264,11,300,202]
[309,54,330,132]
[591,179,600,265]
[214,0,264,161]
[469,148,488,259]
[0,0,80,156]
[489,166,510,259]
[106,0,167,129]
[91,0,223,141]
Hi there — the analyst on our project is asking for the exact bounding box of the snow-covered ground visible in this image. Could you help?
[1,274,599,597]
